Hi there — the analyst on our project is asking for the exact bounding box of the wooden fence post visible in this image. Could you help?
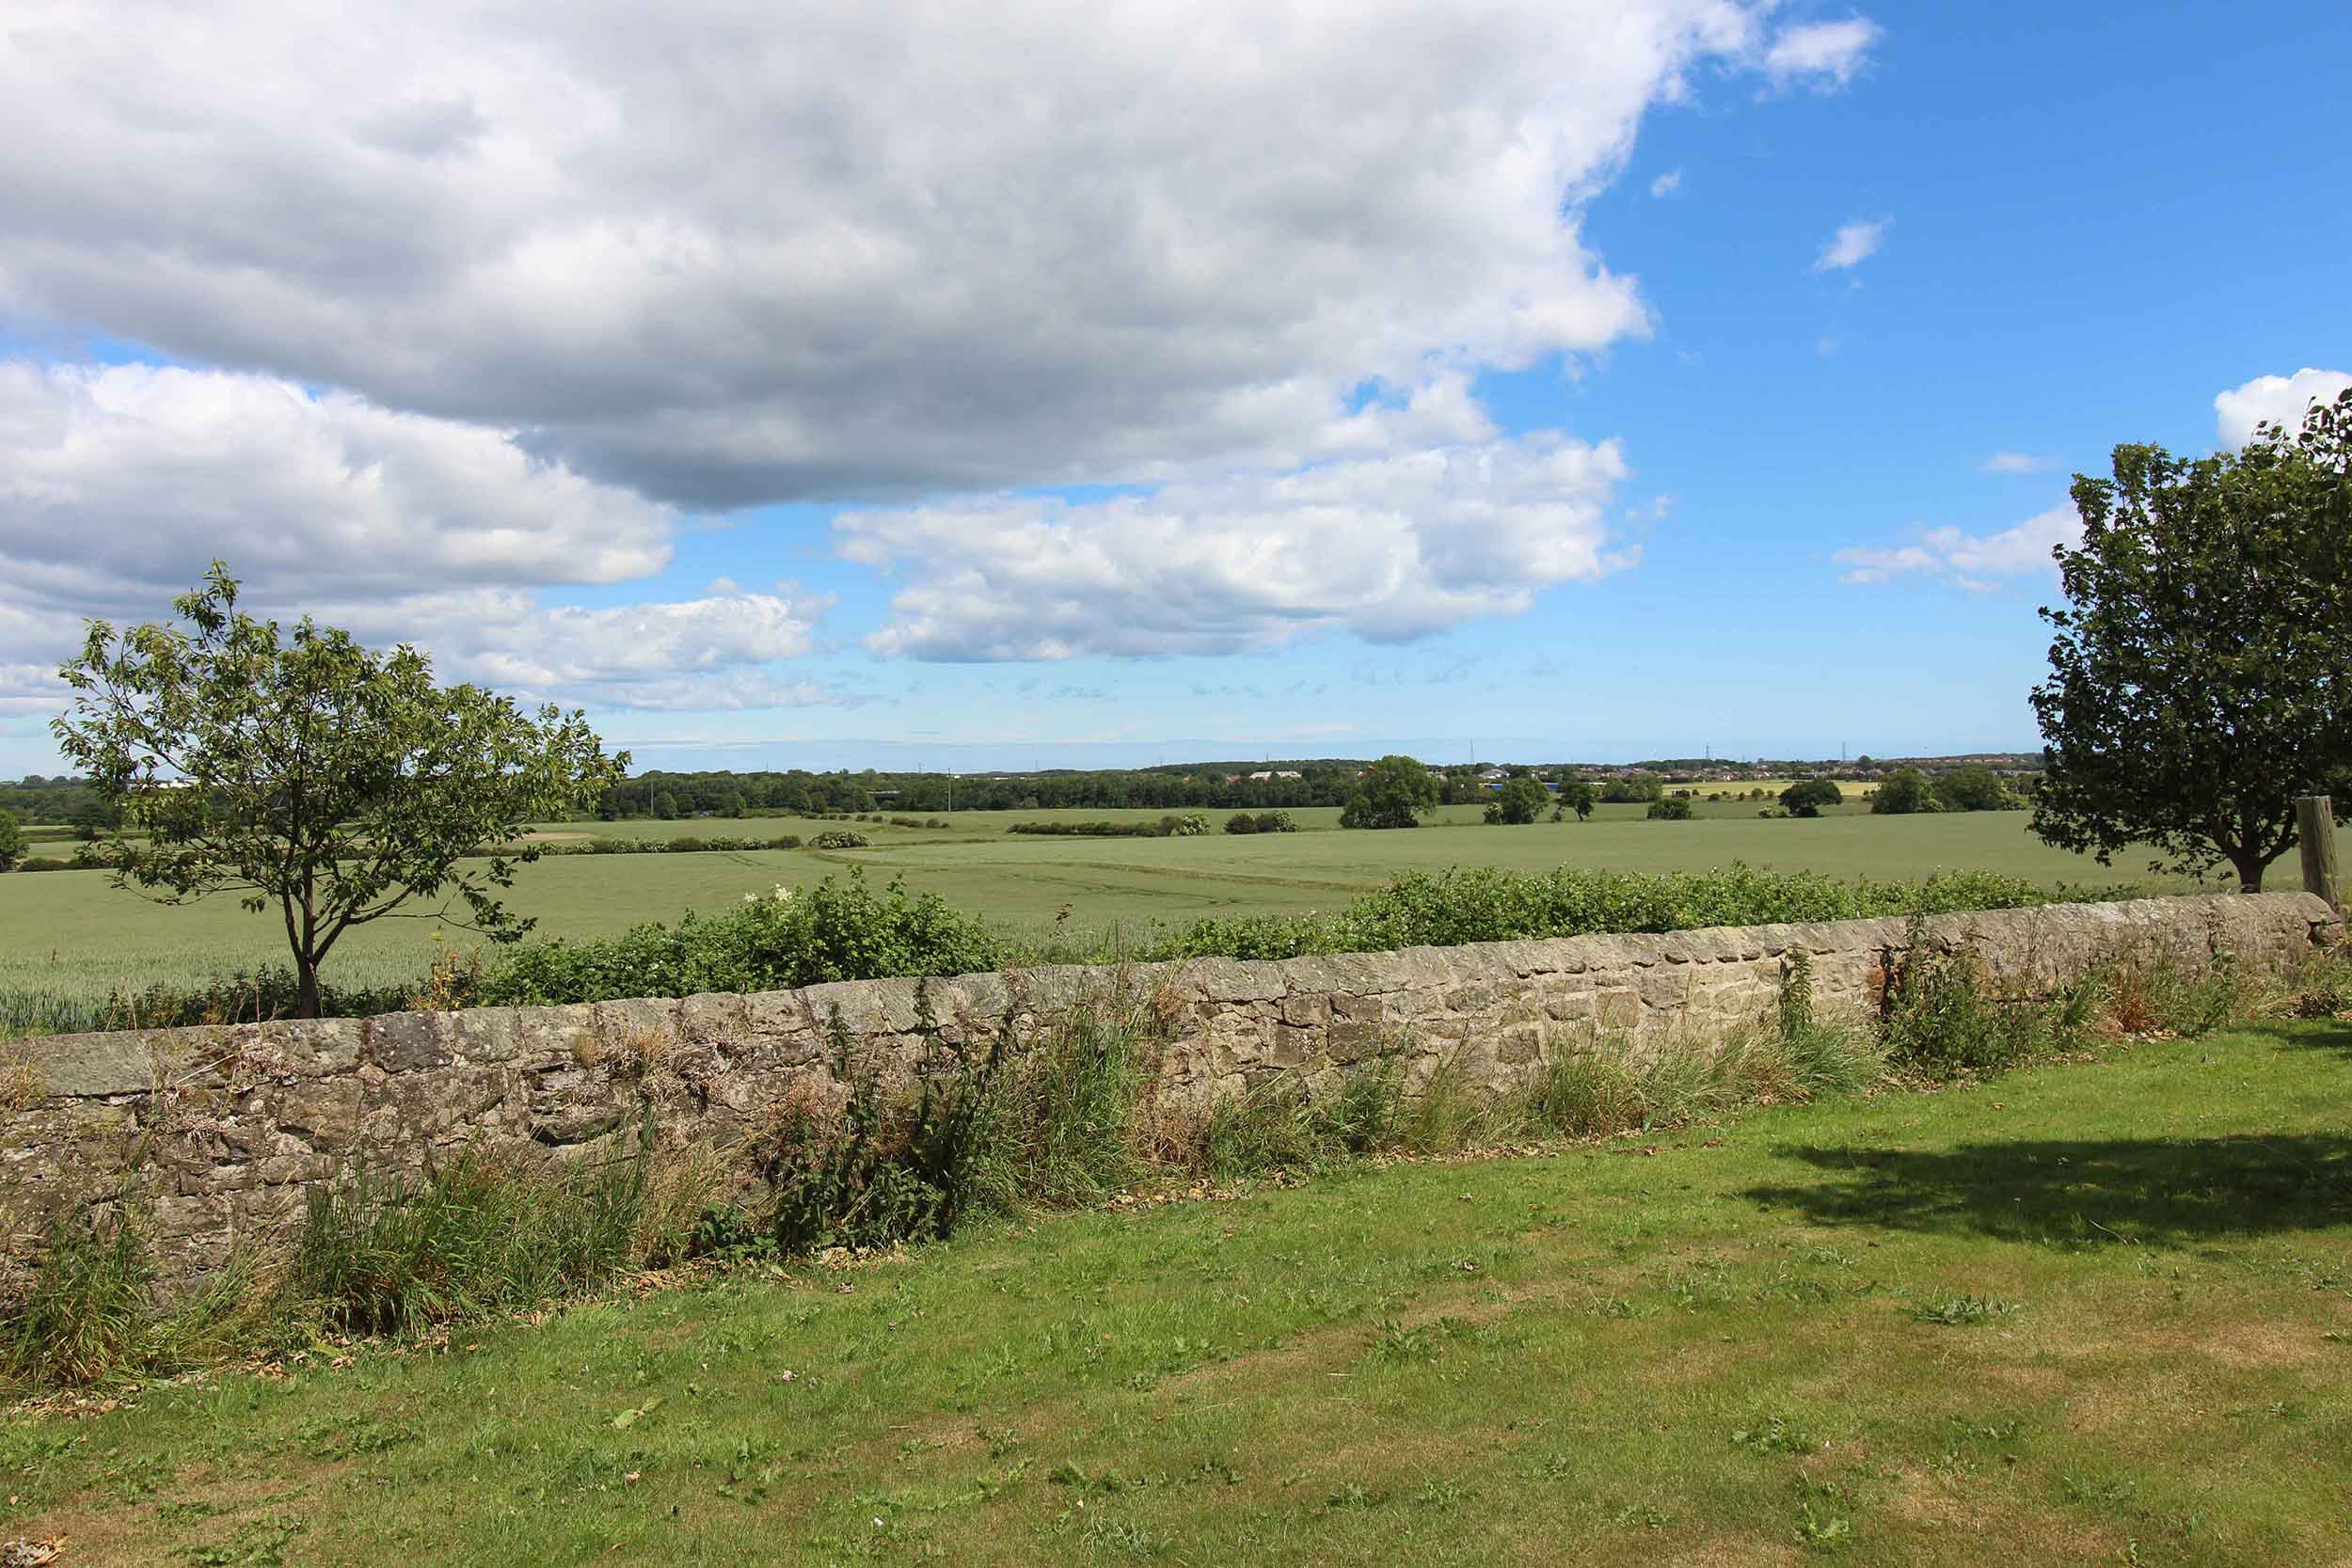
[2296,796,2341,911]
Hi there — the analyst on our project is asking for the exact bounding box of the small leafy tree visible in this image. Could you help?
[53,564,626,1016]
[1483,776,1551,825]
[2032,389,2352,891]
[1933,765,2014,813]
[1779,778,1845,817]
[1645,795,1693,820]
[1224,811,1260,834]
[0,807,21,870]
[1340,754,1438,829]
[1551,779,1597,822]
[1871,768,1942,815]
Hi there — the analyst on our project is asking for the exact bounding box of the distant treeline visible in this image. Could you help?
[596,765,1376,818]
[0,776,119,831]
[4,752,2054,833]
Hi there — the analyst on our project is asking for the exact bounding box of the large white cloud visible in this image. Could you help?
[834,434,1632,657]
[1835,504,2077,590]
[0,361,829,710]
[0,0,1875,509]
[321,589,841,712]
[2214,368,2352,449]
[0,360,672,605]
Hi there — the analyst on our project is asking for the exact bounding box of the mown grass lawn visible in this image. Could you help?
[8,1022,2348,1567]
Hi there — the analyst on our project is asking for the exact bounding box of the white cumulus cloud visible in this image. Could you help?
[1835,504,2077,587]
[0,361,833,710]
[338,590,837,709]
[0,360,672,608]
[1764,18,1883,89]
[1811,216,1890,273]
[1650,168,1684,198]
[834,435,1633,659]
[0,0,1876,509]
[2214,367,2352,449]
[1979,451,2057,475]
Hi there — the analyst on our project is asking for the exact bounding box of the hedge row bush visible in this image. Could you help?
[532,833,804,856]
[1142,863,2056,962]
[479,862,2063,1005]
[1008,813,1211,838]
[483,873,996,1005]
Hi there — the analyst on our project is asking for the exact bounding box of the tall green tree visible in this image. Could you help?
[0,807,22,870]
[1779,778,1844,817]
[1340,754,1438,829]
[1483,775,1550,825]
[2031,389,2352,892]
[1870,768,1941,815]
[53,564,627,1016]
[1933,765,2015,813]
[1552,779,1597,822]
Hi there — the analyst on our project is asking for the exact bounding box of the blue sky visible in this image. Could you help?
[2,2,2346,773]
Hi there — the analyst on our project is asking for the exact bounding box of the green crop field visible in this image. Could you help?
[0,804,2217,1007]
[6,1022,2346,1566]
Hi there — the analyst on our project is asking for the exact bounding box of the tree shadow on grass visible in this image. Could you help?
[2251,1016,2352,1059]
[1746,1024,2352,1249]
[1744,1133,2352,1247]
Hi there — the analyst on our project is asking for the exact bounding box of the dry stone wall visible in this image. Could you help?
[4,892,2336,1284]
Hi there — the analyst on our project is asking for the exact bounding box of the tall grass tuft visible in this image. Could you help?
[1524,1014,1882,1141]
[2278,938,2352,1018]
[293,1148,652,1338]
[1,1203,152,1386]
[971,990,1159,1210]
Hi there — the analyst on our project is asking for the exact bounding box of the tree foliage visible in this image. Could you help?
[1600,775,1663,803]
[1482,776,1551,825]
[1933,765,2015,813]
[1778,778,1844,817]
[0,807,22,869]
[2031,389,2352,891]
[1340,754,1438,829]
[1870,768,1941,816]
[52,564,625,1015]
[1645,795,1694,820]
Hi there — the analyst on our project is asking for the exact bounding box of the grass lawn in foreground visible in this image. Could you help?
[7,1021,2346,1566]
[0,807,2216,1005]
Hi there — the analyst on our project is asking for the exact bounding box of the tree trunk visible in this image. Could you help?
[2229,850,2265,895]
[296,958,322,1020]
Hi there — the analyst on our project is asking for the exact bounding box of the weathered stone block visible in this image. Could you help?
[38,1032,175,1099]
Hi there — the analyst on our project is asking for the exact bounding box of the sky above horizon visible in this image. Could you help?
[3,2,2347,776]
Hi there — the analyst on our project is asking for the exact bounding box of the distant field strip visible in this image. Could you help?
[0,808,2216,1000]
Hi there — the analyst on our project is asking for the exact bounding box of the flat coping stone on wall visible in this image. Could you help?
[33,1031,177,1099]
